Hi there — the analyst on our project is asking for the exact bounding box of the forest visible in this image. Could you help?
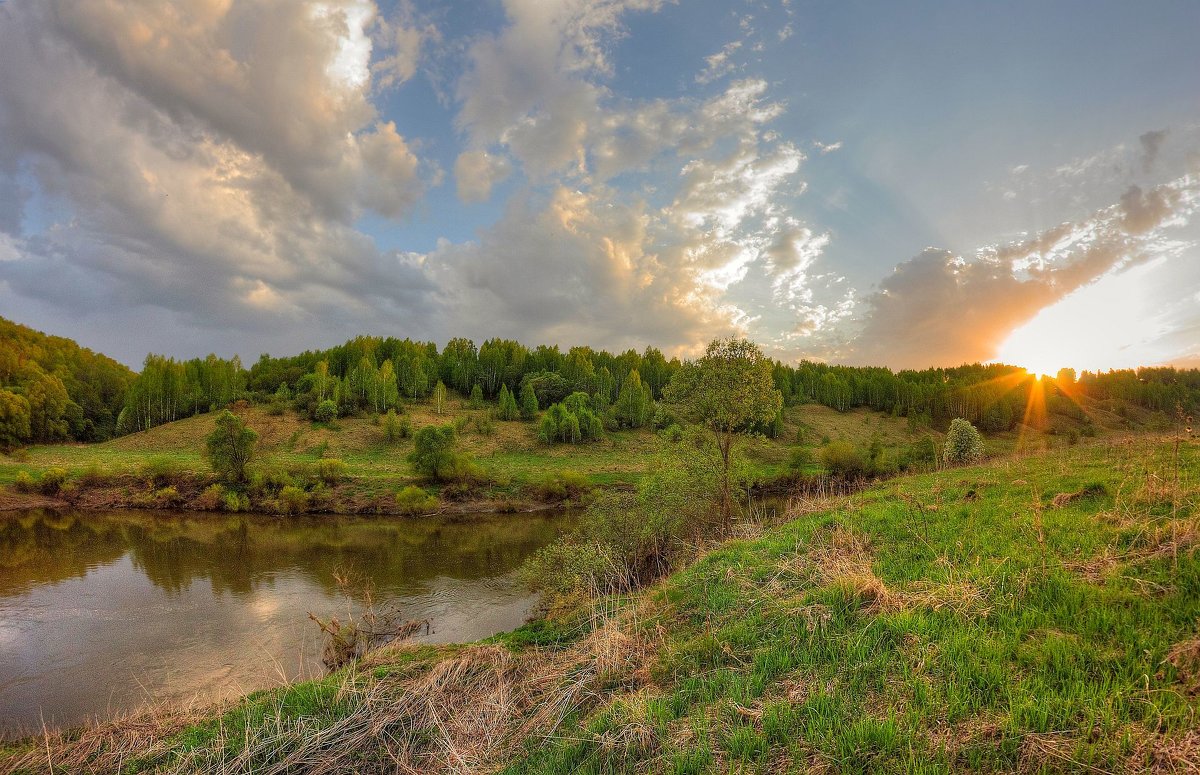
[2,315,1199,452]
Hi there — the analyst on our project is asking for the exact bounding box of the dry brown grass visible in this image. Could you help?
[0,700,220,775]
[1014,725,1200,774]
[776,525,990,617]
[1162,634,1200,697]
[3,609,658,775]
[1068,519,1200,584]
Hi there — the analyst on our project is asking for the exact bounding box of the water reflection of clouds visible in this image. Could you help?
[0,508,571,735]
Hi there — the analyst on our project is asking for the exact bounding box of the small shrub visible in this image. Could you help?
[395,485,439,515]
[13,470,36,493]
[223,490,249,513]
[78,465,123,488]
[453,415,470,433]
[382,409,411,443]
[821,441,867,479]
[902,436,939,470]
[786,446,811,474]
[474,414,496,436]
[197,483,225,510]
[278,485,310,514]
[265,401,286,417]
[39,467,69,495]
[249,465,295,496]
[526,470,591,502]
[153,486,181,506]
[314,458,348,486]
[314,400,338,423]
[943,418,985,465]
[141,457,184,487]
[660,423,684,442]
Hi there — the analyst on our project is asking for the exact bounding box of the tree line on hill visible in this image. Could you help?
[0,317,132,448]
[2,315,1198,450]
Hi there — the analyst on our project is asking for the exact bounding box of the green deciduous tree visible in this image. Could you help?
[538,394,603,444]
[408,423,475,482]
[663,338,783,526]
[614,369,653,428]
[205,410,258,483]
[0,389,31,451]
[27,373,71,442]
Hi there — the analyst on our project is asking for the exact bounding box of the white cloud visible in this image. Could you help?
[697,40,743,84]
[454,150,513,203]
[0,0,436,345]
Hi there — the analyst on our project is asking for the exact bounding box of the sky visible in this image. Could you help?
[1,0,1198,372]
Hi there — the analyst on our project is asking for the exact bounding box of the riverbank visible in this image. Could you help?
[0,401,946,517]
[4,434,1196,773]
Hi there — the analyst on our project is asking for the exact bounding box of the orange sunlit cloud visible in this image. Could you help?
[995,257,1176,375]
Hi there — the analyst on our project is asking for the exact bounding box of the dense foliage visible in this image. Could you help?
[664,338,783,523]
[407,424,477,482]
[0,317,133,445]
[5,315,1200,448]
[204,410,258,483]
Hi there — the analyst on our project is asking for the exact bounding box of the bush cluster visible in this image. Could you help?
[538,393,603,444]
[395,485,439,514]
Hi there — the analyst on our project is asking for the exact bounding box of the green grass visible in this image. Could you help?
[0,400,940,509]
[6,434,1194,773]
[499,436,1199,774]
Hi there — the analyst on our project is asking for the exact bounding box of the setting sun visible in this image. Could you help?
[995,259,1172,375]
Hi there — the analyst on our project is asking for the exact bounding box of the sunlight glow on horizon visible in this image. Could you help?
[995,258,1173,376]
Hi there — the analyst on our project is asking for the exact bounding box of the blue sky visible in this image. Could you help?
[1,0,1198,370]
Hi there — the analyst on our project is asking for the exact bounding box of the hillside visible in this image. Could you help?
[3,434,1196,773]
[0,317,133,445]
[0,398,934,513]
[1,378,1173,516]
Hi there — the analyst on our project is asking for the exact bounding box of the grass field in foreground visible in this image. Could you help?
[4,434,1196,773]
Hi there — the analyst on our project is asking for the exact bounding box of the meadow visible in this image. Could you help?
[0,397,958,514]
[3,432,1196,773]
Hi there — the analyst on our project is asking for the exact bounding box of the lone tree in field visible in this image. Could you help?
[205,410,258,483]
[408,423,474,482]
[943,418,984,465]
[663,338,783,526]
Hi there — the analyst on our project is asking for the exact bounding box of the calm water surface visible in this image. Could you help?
[0,507,571,737]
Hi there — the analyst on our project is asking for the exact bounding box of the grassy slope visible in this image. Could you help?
[0,399,942,500]
[5,434,1196,774]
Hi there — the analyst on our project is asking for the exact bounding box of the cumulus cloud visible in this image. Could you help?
[440,0,828,354]
[431,77,817,354]
[844,174,1200,368]
[0,0,437,353]
[454,150,513,203]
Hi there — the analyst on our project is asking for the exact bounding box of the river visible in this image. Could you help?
[0,507,572,738]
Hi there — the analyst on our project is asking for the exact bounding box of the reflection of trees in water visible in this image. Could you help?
[0,512,128,594]
[0,509,570,598]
